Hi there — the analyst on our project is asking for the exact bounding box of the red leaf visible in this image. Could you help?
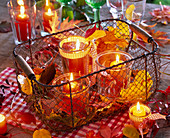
[99,123,112,138]
[17,112,36,125]
[85,24,98,38]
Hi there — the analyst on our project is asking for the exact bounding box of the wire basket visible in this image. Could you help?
[13,19,161,131]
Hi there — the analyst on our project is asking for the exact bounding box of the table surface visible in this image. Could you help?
[0,0,169,137]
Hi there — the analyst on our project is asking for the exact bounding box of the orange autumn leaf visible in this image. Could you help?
[96,30,129,53]
[147,29,170,47]
[149,3,170,25]
[48,12,81,34]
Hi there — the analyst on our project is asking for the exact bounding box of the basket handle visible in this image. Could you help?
[129,23,153,43]
[14,55,35,80]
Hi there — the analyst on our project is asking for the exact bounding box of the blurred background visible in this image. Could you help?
[146,0,170,5]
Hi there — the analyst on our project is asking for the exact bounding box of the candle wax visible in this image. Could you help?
[0,114,7,134]
[15,12,31,42]
[133,104,146,117]
[110,60,124,68]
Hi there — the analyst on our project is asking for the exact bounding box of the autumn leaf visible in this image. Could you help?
[148,29,170,47]
[33,129,51,138]
[0,21,12,33]
[11,111,36,125]
[39,63,56,84]
[48,12,81,34]
[123,124,139,138]
[149,3,170,25]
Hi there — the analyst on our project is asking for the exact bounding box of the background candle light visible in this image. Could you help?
[8,0,36,45]
[43,0,54,32]
[129,102,151,128]
[0,114,7,135]
[15,1,31,42]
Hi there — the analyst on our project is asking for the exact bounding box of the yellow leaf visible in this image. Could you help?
[33,129,51,138]
[125,4,135,21]
[123,124,139,138]
[86,30,106,42]
[18,75,40,95]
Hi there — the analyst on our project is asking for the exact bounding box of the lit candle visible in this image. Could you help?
[0,114,7,134]
[15,0,31,42]
[129,102,151,128]
[63,73,78,93]
[59,36,91,75]
[133,102,146,116]
[43,0,54,32]
[110,54,124,68]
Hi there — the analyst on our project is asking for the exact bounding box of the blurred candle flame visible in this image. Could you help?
[17,0,24,6]
[137,102,140,111]
[116,54,120,63]
[76,39,80,50]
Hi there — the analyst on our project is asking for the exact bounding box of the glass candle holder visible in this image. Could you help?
[0,114,7,135]
[129,102,151,133]
[95,50,133,99]
[7,0,36,45]
[36,0,61,34]
[59,36,92,75]
[52,73,90,118]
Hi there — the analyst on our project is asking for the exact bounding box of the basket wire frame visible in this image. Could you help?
[13,19,161,131]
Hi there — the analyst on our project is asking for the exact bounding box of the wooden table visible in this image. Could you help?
[0,1,169,137]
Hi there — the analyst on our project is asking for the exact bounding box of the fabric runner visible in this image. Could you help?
[0,67,131,137]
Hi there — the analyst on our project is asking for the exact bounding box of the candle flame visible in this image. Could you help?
[46,0,49,6]
[116,54,120,63]
[17,0,24,6]
[19,5,27,18]
[137,102,140,111]
[76,39,80,50]
[47,8,52,15]
[70,73,74,81]
[0,114,5,122]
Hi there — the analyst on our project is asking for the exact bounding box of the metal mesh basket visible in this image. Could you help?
[13,19,161,131]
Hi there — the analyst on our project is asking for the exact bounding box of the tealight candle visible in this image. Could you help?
[129,102,151,128]
[63,73,78,93]
[96,50,133,98]
[53,73,90,118]
[0,114,7,134]
[110,54,124,68]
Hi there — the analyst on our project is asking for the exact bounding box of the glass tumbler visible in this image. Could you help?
[124,0,146,23]
[7,0,36,45]
[96,50,133,99]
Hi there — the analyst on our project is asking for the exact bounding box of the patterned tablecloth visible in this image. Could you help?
[0,67,131,137]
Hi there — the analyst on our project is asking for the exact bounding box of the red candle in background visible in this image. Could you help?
[15,5,31,42]
[43,0,54,32]
[0,114,7,135]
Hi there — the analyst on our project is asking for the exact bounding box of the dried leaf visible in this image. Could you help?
[33,129,51,138]
[99,123,112,138]
[39,63,56,84]
[85,24,98,38]
[0,21,12,33]
[120,70,153,102]
[125,4,135,21]
[48,12,81,34]
[149,4,170,25]
[123,124,139,138]
[11,111,36,125]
